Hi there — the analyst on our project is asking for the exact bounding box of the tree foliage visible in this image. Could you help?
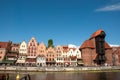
[48,39,54,48]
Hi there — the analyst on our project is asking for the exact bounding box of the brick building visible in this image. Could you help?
[0,42,11,65]
[80,30,112,66]
[112,46,120,66]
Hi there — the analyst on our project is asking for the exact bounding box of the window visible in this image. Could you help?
[16,49,18,51]
[77,51,79,53]
[33,44,35,46]
[32,39,34,42]
[40,50,42,53]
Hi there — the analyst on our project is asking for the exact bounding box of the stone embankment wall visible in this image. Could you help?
[0,66,120,72]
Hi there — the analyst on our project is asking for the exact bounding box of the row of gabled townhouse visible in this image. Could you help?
[1,29,120,67]
[0,37,82,67]
[20,37,82,67]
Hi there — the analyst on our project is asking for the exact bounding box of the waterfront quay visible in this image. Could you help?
[0,66,120,72]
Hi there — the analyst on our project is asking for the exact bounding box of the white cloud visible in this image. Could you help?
[68,44,77,48]
[68,44,80,48]
[109,44,120,47]
[96,3,120,11]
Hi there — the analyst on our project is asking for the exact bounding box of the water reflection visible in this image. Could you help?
[1,71,120,80]
[0,73,9,80]
[29,72,120,80]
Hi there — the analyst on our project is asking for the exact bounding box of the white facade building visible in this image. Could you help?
[17,41,27,65]
[55,45,64,66]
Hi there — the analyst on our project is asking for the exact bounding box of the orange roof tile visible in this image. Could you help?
[80,40,111,49]
[90,29,104,39]
[0,42,9,48]
[80,40,95,49]
[104,42,112,49]
[62,46,69,52]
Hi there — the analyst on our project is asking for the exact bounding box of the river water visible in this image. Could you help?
[2,71,120,80]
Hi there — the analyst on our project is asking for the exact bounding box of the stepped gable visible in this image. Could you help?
[62,46,69,52]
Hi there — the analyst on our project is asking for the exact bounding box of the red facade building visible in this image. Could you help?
[0,42,11,62]
[112,46,120,66]
[80,30,112,66]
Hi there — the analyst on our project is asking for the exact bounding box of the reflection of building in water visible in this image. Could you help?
[30,72,47,80]
[0,73,9,80]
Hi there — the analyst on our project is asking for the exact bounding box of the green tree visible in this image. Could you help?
[48,39,54,48]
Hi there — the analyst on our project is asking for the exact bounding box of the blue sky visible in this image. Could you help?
[0,0,120,46]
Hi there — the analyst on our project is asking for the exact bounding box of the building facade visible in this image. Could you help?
[46,47,56,66]
[80,30,113,66]
[17,41,27,66]
[68,48,77,66]
[55,45,64,66]
[0,42,11,64]
[5,43,19,65]
[26,37,37,66]
[36,42,46,66]
[62,46,70,66]
[111,46,120,66]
